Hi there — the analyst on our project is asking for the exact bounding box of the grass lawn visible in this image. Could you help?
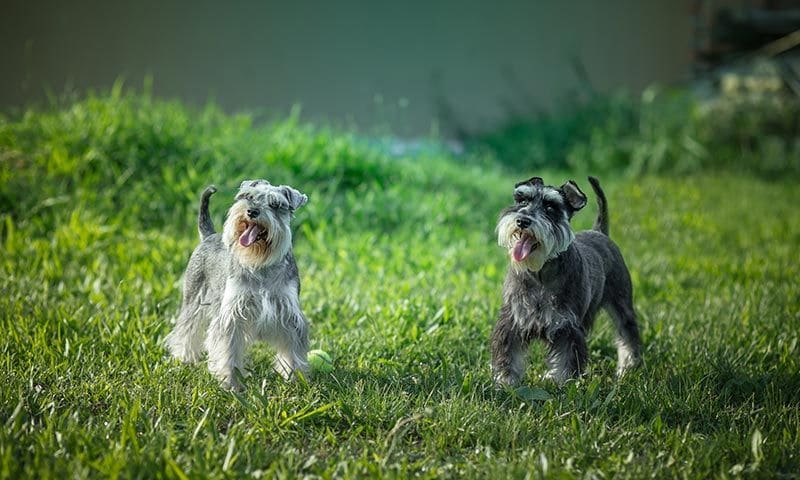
[1,94,799,478]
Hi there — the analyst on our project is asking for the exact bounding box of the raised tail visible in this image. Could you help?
[587,176,609,236]
[198,185,217,239]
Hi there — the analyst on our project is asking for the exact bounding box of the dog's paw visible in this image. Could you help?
[542,368,576,386]
[221,378,244,392]
[170,350,204,364]
[615,356,641,378]
[214,367,248,391]
[616,344,641,378]
[492,371,521,388]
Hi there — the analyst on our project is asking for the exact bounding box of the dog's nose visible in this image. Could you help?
[247,208,260,219]
[516,216,531,229]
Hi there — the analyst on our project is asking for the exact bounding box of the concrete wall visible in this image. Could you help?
[1,0,692,136]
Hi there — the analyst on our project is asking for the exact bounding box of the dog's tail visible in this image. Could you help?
[198,185,217,240]
[588,176,609,236]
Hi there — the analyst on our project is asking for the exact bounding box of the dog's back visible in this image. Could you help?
[181,233,228,315]
[573,230,633,302]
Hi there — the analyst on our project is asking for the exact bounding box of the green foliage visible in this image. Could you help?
[467,91,639,172]
[469,87,800,178]
[1,92,799,478]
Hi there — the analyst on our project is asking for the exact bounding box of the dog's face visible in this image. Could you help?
[222,179,308,268]
[496,176,586,272]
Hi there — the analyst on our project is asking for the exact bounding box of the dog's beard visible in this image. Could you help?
[496,214,574,273]
[222,202,291,269]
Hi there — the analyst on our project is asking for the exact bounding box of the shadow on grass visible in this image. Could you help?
[598,348,800,436]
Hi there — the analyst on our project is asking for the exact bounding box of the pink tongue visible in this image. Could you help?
[239,224,264,247]
[512,237,535,262]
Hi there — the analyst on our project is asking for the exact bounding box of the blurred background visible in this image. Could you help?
[3,3,800,478]
[3,0,799,137]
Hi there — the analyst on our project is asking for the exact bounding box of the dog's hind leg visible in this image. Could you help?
[605,297,641,377]
[165,273,211,363]
[165,305,210,364]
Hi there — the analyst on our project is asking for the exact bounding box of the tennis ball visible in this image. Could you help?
[308,349,334,373]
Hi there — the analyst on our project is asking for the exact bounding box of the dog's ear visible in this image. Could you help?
[560,180,587,211]
[279,186,308,211]
[514,176,544,189]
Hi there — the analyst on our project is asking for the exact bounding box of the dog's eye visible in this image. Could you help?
[514,194,528,205]
[543,200,555,212]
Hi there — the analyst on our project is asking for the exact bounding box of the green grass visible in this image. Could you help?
[468,87,800,178]
[1,92,799,478]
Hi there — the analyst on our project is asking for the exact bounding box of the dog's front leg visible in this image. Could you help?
[272,312,309,380]
[544,323,588,385]
[205,282,250,390]
[491,302,528,386]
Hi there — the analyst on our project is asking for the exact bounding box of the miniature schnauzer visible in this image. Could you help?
[491,176,641,386]
[165,179,309,390]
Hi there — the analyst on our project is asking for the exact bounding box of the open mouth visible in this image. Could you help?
[511,231,540,262]
[238,221,269,247]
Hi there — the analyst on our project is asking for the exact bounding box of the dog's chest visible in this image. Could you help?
[223,276,299,328]
[509,283,573,337]
[253,285,298,325]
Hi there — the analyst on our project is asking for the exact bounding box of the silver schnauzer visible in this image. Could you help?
[165,179,309,390]
[491,176,641,386]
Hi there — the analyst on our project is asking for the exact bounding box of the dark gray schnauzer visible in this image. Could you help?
[491,176,641,385]
[165,179,309,390]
